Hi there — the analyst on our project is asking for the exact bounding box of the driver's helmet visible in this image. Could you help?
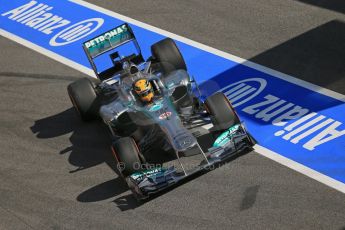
[133,78,154,103]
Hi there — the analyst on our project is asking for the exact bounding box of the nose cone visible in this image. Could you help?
[173,132,197,152]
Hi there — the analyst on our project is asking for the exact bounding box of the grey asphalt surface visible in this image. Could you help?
[1,0,345,229]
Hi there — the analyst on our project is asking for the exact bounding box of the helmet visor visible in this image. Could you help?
[138,88,153,97]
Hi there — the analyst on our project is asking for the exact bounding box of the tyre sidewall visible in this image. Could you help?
[67,78,98,121]
[112,137,142,177]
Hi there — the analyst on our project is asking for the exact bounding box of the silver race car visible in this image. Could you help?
[67,23,255,199]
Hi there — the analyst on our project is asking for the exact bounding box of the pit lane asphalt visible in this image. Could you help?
[1,1,345,229]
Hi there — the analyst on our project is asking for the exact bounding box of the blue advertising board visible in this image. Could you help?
[1,0,345,185]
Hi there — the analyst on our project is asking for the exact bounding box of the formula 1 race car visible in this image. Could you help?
[67,23,255,200]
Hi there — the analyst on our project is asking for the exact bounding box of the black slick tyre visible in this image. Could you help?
[111,137,142,177]
[205,92,240,131]
[151,38,187,75]
[67,78,98,121]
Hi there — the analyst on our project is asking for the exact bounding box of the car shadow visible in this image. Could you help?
[197,20,345,127]
[250,20,345,94]
[297,0,345,14]
[30,108,134,206]
[31,108,116,173]
[77,177,128,203]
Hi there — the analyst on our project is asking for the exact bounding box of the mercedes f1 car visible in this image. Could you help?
[67,23,255,200]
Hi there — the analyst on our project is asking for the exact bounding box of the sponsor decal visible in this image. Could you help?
[181,136,193,148]
[149,101,163,112]
[213,124,240,147]
[221,78,345,151]
[84,24,129,49]
[83,24,131,57]
[50,18,104,46]
[159,111,172,120]
[130,167,163,180]
[219,78,267,107]
[1,1,104,46]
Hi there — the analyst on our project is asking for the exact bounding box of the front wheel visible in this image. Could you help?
[111,137,143,177]
[205,92,240,131]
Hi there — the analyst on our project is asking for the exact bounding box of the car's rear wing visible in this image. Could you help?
[83,23,135,59]
[83,23,144,80]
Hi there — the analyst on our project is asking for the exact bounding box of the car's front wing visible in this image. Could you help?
[126,126,254,200]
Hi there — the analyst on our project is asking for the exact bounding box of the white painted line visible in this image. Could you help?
[0,29,95,77]
[254,145,345,193]
[1,1,344,194]
[69,0,345,102]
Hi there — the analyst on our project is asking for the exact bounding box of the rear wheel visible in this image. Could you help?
[205,92,240,131]
[111,137,142,177]
[67,78,98,121]
[151,38,187,75]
